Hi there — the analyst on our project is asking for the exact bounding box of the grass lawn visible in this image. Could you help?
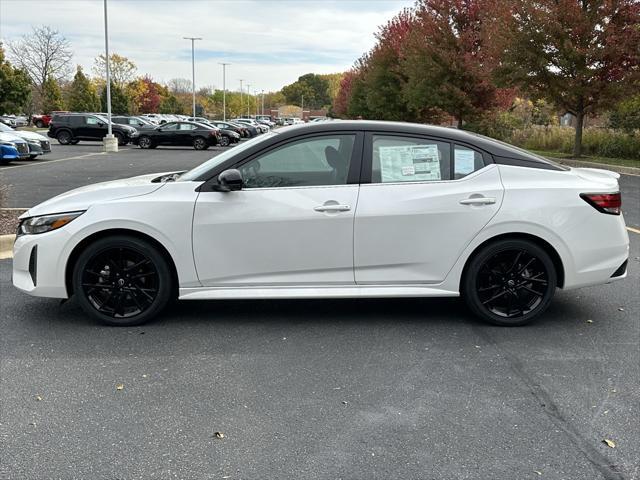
[530,150,640,169]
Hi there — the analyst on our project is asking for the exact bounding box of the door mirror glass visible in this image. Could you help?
[217,169,243,191]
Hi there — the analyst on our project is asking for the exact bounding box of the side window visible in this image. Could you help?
[86,116,101,125]
[69,116,84,126]
[179,123,196,131]
[454,145,485,179]
[162,123,179,131]
[239,135,356,189]
[371,135,450,183]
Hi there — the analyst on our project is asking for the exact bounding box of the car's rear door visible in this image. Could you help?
[354,133,504,285]
[192,132,363,286]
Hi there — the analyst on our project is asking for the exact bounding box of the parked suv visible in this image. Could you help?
[48,113,139,146]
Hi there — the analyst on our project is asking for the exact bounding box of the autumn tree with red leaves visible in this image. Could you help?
[496,0,640,156]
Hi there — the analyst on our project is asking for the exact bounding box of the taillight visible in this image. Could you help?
[580,192,621,215]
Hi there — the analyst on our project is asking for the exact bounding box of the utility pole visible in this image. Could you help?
[261,89,264,116]
[246,84,251,117]
[219,63,230,121]
[239,79,244,119]
[255,88,258,117]
[102,0,116,152]
[183,36,202,118]
[301,94,304,121]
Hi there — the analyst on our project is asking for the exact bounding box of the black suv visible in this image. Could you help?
[48,113,139,146]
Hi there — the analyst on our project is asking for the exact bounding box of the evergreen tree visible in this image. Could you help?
[100,81,129,114]
[41,76,64,113]
[0,44,31,114]
[67,66,99,112]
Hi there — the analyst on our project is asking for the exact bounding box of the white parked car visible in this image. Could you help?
[13,121,629,326]
[0,122,51,158]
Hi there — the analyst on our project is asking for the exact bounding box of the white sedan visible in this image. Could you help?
[12,121,629,326]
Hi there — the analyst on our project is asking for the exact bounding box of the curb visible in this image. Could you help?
[0,234,15,260]
[553,159,639,176]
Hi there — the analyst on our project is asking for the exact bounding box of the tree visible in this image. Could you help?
[0,44,31,114]
[281,73,331,109]
[166,78,193,94]
[127,76,161,114]
[319,73,344,102]
[402,0,501,128]
[497,0,640,156]
[609,93,640,133]
[93,53,137,88]
[100,81,129,114]
[66,66,99,112]
[159,94,183,114]
[7,25,73,92]
[41,76,64,113]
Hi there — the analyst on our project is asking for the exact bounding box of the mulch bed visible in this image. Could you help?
[0,209,25,236]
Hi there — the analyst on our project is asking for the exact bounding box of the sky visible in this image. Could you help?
[0,0,413,93]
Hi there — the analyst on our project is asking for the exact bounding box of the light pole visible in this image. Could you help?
[261,89,264,116]
[246,84,251,117]
[301,94,304,121]
[254,88,259,117]
[102,0,117,152]
[183,36,202,118]
[219,62,230,121]
[239,79,244,119]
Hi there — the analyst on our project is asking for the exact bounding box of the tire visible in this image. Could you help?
[462,239,557,326]
[193,136,208,150]
[70,139,80,145]
[35,120,45,128]
[219,135,230,147]
[114,132,125,146]
[56,130,72,145]
[72,235,174,326]
[29,155,38,160]
[138,136,153,149]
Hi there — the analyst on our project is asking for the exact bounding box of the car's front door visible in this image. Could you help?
[354,133,504,285]
[156,122,179,145]
[79,116,106,140]
[192,132,362,286]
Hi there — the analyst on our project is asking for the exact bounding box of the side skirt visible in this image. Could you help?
[178,285,460,301]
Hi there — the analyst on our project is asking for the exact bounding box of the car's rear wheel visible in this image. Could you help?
[70,139,80,145]
[462,239,556,326]
[193,136,208,150]
[114,132,125,146]
[138,136,153,149]
[35,120,45,128]
[57,130,72,145]
[219,135,230,147]
[72,236,173,326]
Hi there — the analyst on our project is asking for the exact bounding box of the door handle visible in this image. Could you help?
[459,197,496,205]
[314,204,351,212]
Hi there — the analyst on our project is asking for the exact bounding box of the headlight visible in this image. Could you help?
[17,211,85,236]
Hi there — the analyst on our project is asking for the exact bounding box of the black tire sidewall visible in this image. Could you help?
[72,235,173,326]
[139,136,152,149]
[462,239,557,326]
[220,136,230,146]
[193,137,207,150]
[114,132,125,145]
[57,130,72,145]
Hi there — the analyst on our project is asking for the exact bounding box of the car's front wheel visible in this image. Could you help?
[72,235,174,326]
[462,239,557,326]
[219,136,230,147]
[138,136,153,149]
[56,130,72,145]
[114,132,125,146]
[193,136,208,150]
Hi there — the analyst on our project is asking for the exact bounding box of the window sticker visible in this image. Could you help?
[455,148,476,175]
[379,144,441,182]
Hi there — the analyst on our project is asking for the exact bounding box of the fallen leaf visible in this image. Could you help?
[534,471,542,476]
[35,395,42,401]
[214,431,225,439]
[618,307,625,311]
[342,401,348,405]
[603,439,616,448]
[586,319,593,324]
[142,374,147,378]
[116,384,124,391]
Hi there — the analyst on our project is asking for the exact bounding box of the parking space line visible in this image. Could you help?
[627,226,640,235]
[0,152,107,170]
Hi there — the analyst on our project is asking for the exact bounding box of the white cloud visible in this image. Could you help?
[0,0,413,91]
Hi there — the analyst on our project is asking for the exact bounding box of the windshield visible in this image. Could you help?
[179,131,278,181]
[0,123,13,132]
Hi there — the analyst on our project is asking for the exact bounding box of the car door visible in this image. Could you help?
[192,132,363,286]
[78,116,106,139]
[156,122,179,145]
[354,133,504,285]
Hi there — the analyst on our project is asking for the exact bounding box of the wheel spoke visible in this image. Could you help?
[82,283,114,289]
[482,289,508,305]
[519,285,544,297]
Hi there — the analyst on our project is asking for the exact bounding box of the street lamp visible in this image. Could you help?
[102,0,117,152]
[183,36,202,118]
[239,79,244,119]
[261,89,264,116]
[246,84,251,117]
[219,62,230,121]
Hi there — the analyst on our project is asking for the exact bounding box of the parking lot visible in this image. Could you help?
[1,142,639,479]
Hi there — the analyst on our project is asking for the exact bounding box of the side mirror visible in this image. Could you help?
[215,169,243,192]
[98,122,105,127]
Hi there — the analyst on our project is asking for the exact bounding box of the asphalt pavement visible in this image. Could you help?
[0,142,639,479]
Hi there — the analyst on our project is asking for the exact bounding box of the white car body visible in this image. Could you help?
[0,125,51,155]
[12,121,629,324]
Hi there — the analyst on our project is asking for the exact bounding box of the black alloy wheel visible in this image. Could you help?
[57,130,72,145]
[219,135,230,147]
[73,236,173,326]
[463,239,556,326]
[193,136,208,150]
[138,136,153,149]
